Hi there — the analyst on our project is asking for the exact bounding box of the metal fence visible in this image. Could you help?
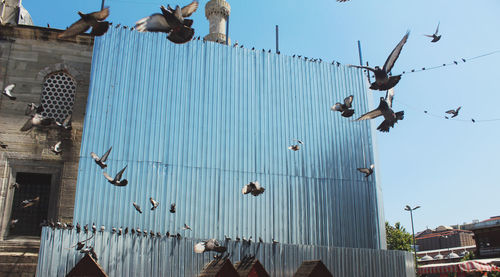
[36,227,415,277]
[72,27,385,249]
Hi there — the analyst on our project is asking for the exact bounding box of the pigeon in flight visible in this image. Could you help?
[21,196,40,208]
[2,84,16,100]
[425,22,441,43]
[356,89,404,132]
[241,181,265,196]
[133,202,143,214]
[0,141,7,149]
[103,165,128,186]
[170,203,176,213]
[91,147,112,169]
[55,114,72,130]
[150,197,159,210]
[58,8,110,39]
[331,95,355,117]
[445,106,461,118]
[183,223,192,231]
[51,141,63,155]
[358,164,375,177]
[288,139,304,151]
[20,112,53,132]
[135,1,198,44]
[25,103,42,116]
[194,239,227,254]
[349,31,410,91]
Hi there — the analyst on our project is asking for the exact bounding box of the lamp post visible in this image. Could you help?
[405,205,420,270]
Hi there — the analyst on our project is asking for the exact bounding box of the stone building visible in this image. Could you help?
[0,24,93,275]
[416,225,475,252]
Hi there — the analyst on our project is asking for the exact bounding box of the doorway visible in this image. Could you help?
[8,173,52,237]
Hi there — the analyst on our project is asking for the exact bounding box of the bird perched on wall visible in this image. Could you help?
[133,202,143,214]
[349,31,410,91]
[20,112,53,132]
[169,203,176,213]
[358,164,375,177]
[355,88,404,132]
[2,84,16,100]
[194,239,227,254]
[425,22,441,43]
[241,181,265,196]
[76,223,81,233]
[58,8,110,39]
[288,139,304,151]
[51,141,62,155]
[135,1,198,44]
[21,196,40,208]
[91,147,112,169]
[150,197,159,210]
[445,106,461,118]
[103,165,128,186]
[331,95,355,117]
[55,114,72,130]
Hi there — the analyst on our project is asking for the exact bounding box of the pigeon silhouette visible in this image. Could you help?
[90,147,112,169]
[357,164,375,177]
[183,223,192,231]
[242,181,265,196]
[331,95,355,117]
[288,139,304,151]
[150,197,159,210]
[194,239,227,254]
[349,31,410,91]
[55,114,72,130]
[20,113,53,132]
[2,84,16,100]
[445,106,461,118]
[103,165,128,186]
[424,22,441,43]
[170,203,176,213]
[356,89,404,132]
[51,141,62,155]
[58,8,110,39]
[133,202,143,214]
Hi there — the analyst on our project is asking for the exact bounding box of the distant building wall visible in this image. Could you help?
[73,28,385,249]
[0,25,93,239]
[416,229,475,251]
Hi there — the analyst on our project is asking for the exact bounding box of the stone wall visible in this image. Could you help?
[0,25,93,239]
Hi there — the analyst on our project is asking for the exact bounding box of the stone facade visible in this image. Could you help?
[0,25,93,240]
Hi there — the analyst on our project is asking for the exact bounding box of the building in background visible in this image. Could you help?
[471,216,500,258]
[0,0,33,26]
[416,225,475,252]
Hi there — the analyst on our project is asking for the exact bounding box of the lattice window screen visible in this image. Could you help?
[41,71,76,123]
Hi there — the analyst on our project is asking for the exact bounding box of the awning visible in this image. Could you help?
[418,260,500,274]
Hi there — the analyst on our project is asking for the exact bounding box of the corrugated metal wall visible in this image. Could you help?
[36,227,415,277]
[73,27,384,249]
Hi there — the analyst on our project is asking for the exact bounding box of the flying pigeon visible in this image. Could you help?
[55,114,72,130]
[288,139,304,151]
[2,84,16,100]
[10,182,19,189]
[331,95,355,117]
[424,22,441,43]
[355,89,404,132]
[25,103,42,116]
[471,119,476,123]
[358,164,375,177]
[20,113,53,132]
[241,181,265,196]
[183,223,192,231]
[150,197,159,210]
[135,1,198,44]
[349,31,410,91]
[58,8,110,39]
[0,141,7,149]
[170,203,176,213]
[133,202,143,214]
[10,219,19,228]
[103,165,128,186]
[51,141,62,155]
[194,239,227,254]
[21,196,40,208]
[90,147,112,169]
[445,106,461,118]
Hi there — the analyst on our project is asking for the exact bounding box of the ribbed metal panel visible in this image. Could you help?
[73,27,383,249]
[36,227,415,277]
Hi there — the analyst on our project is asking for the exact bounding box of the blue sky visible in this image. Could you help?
[23,0,500,233]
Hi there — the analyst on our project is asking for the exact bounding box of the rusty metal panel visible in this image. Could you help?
[73,27,384,250]
[36,227,415,277]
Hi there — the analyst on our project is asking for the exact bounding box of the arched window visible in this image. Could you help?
[40,71,76,123]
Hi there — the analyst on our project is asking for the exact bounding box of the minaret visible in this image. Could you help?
[204,0,231,44]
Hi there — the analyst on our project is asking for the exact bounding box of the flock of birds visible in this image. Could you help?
[0,0,473,261]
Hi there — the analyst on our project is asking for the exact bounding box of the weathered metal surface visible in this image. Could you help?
[72,27,384,249]
[36,227,415,277]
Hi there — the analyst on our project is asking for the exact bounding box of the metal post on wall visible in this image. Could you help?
[358,40,372,83]
[226,15,229,45]
[275,25,279,53]
[101,0,105,10]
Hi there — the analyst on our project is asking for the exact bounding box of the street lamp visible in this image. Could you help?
[405,205,420,269]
